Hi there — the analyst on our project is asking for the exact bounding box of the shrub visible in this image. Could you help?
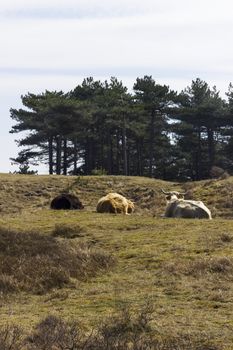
[185,257,233,277]
[0,228,116,294]
[164,257,233,279]
[24,306,222,350]
[0,325,24,350]
[0,274,19,294]
[26,315,84,350]
[0,304,222,350]
[91,168,107,176]
[210,166,229,180]
[219,232,233,243]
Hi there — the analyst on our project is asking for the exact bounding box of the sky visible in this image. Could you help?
[1,0,233,173]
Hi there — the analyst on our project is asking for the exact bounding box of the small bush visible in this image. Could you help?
[209,166,230,180]
[0,325,24,350]
[0,228,116,294]
[91,168,107,176]
[0,304,222,350]
[185,257,233,277]
[24,305,222,350]
[163,256,233,280]
[26,315,84,350]
[25,305,155,349]
[219,232,233,243]
[0,274,19,294]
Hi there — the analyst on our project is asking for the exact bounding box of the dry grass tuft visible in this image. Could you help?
[219,232,233,243]
[164,256,233,279]
[186,257,233,276]
[21,304,222,349]
[0,324,24,350]
[0,228,116,294]
[52,223,87,238]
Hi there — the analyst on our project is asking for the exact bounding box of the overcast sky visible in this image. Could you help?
[1,0,233,173]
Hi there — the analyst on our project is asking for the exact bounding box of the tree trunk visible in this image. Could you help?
[48,136,53,175]
[107,131,113,175]
[149,110,155,177]
[84,140,90,175]
[85,137,95,174]
[207,127,214,174]
[63,138,67,175]
[137,138,143,176]
[122,115,128,176]
[56,135,62,175]
[73,137,78,174]
[195,125,202,180]
[116,131,120,174]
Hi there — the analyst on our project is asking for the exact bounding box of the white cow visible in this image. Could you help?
[161,189,212,219]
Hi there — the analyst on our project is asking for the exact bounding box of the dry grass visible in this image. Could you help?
[52,223,87,238]
[1,174,233,348]
[0,304,223,350]
[163,255,233,276]
[0,174,176,216]
[1,173,233,218]
[0,324,24,350]
[0,227,115,294]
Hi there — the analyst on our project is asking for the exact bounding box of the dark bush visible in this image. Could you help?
[26,315,84,350]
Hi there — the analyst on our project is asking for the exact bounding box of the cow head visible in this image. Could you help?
[161,189,186,202]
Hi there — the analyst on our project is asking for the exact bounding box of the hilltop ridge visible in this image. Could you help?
[0,173,232,218]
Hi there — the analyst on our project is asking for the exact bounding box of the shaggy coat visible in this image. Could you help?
[50,193,84,210]
[165,199,212,219]
[96,193,134,215]
[162,190,212,219]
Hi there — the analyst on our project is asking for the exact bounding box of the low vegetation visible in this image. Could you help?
[0,305,222,349]
[0,174,233,348]
[0,227,115,294]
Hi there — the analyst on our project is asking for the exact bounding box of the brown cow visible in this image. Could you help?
[96,193,134,215]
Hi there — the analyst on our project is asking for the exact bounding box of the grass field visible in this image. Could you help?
[0,174,233,349]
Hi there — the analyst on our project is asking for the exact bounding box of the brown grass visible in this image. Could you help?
[0,227,116,294]
[52,223,87,238]
[0,324,24,350]
[0,304,223,350]
[163,256,233,278]
[1,174,233,347]
[2,173,233,218]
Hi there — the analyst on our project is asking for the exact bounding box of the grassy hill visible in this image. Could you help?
[0,174,233,349]
[1,172,233,217]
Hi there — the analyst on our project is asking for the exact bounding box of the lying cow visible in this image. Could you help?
[96,192,134,215]
[161,189,212,219]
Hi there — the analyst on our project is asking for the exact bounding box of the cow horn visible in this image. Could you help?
[161,188,170,195]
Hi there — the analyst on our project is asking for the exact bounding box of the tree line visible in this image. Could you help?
[9,76,233,181]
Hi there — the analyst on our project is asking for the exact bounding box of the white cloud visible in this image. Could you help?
[1,11,233,72]
[1,0,233,21]
[0,0,165,19]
